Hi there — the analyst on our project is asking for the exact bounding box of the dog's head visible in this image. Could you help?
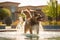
[33,9,46,21]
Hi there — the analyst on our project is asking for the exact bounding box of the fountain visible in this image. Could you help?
[0,16,57,40]
[16,12,45,39]
[2,9,58,40]
[16,17,25,34]
[0,17,60,40]
[39,21,44,31]
[16,16,26,40]
[38,21,57,39]
[39,21,45,39]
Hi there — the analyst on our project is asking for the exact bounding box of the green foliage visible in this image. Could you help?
[49,0,56,18]
[0,8,11,20]
[42,0,59,25]
[58,5,60,15]
[43,0,59,19]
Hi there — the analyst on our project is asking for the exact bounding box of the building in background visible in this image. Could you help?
[0,2,20,22]
[0,2,47,27]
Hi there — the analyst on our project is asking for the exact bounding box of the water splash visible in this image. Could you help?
[0,20,60,40]
[39,21,44,31]
[13,19,60,40]
[16,17,26,40]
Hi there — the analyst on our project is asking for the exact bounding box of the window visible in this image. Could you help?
[10,6,16,13]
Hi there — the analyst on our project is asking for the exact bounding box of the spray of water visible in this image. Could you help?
[39,22,44,31]
[16,17,26,40]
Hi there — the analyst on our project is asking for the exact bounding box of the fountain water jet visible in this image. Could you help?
[16,17,26,40]
[39,21,44,32]
[39,21,45,38]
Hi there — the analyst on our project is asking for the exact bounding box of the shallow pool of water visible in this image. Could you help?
[0,31,60,40]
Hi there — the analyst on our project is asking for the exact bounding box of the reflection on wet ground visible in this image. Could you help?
[0,31,60,40]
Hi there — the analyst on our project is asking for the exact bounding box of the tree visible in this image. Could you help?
[0,8,11,20]
[58,4,60,20]
[0,8,11,24]
[42,0,58,25]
